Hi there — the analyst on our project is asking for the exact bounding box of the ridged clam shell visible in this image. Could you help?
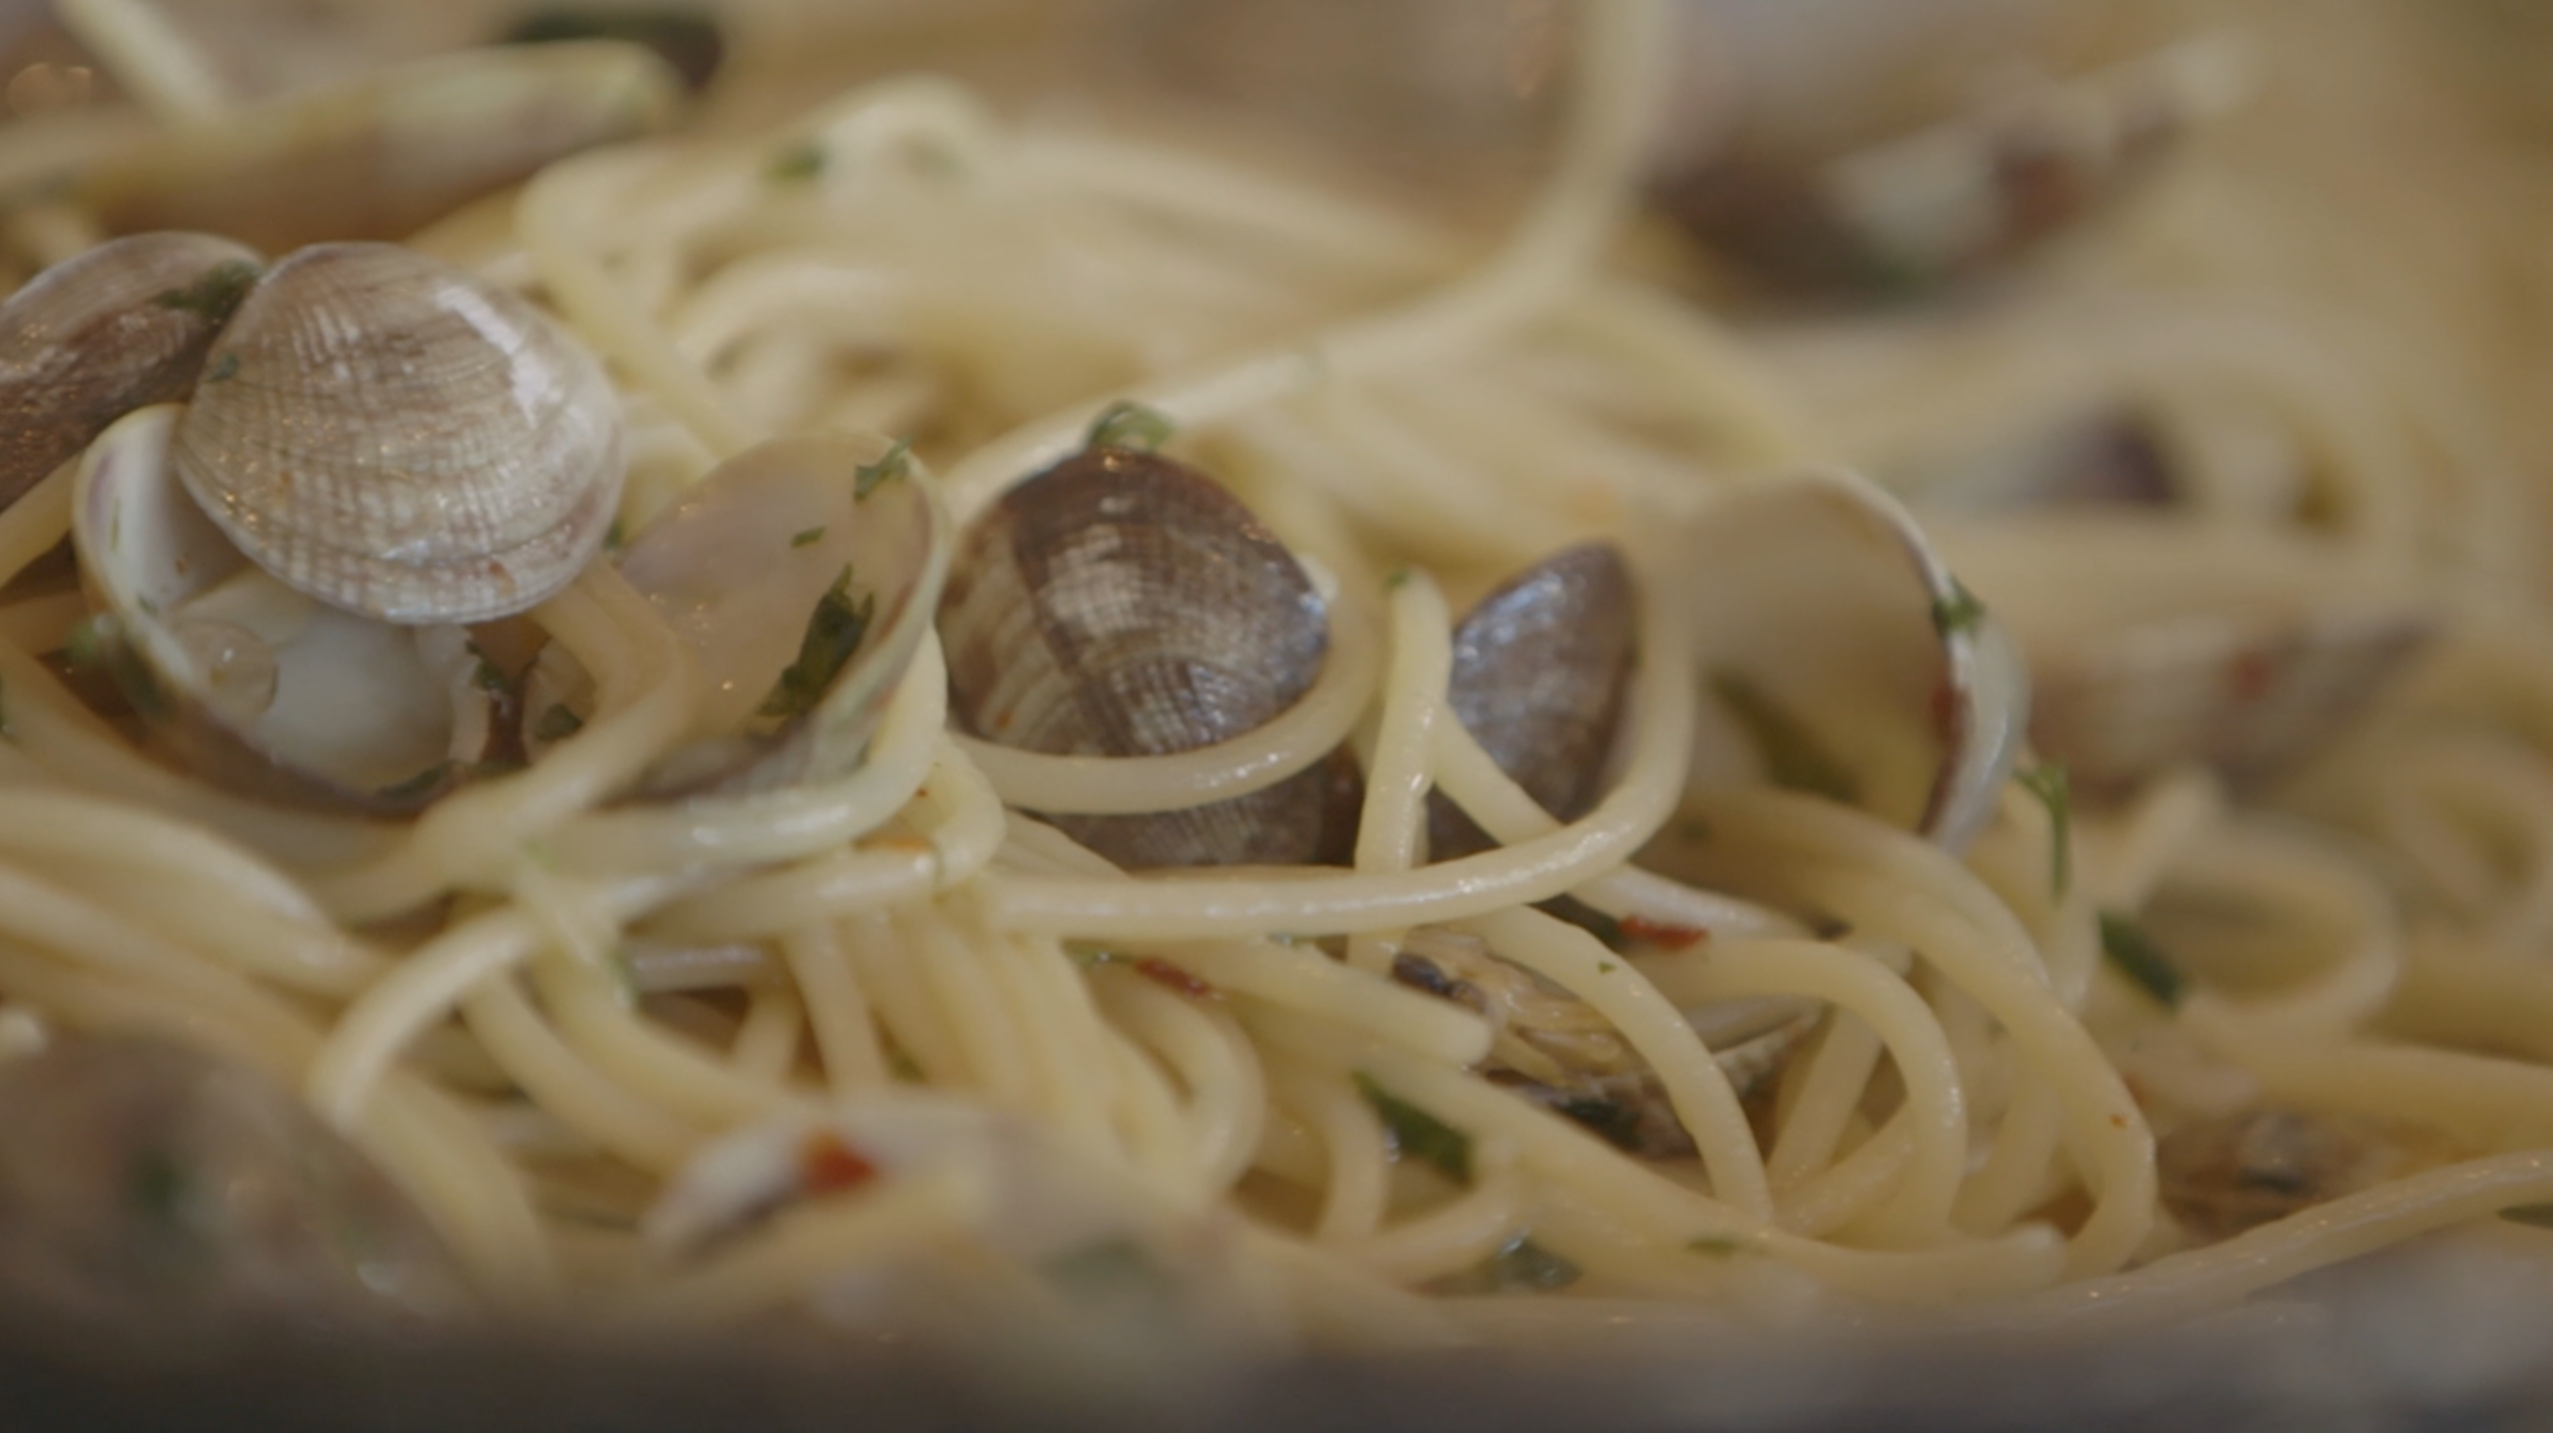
[0,232,261,512]
[172,242,624,625]
[1429,542,1636,860]
[938,447,1339,869]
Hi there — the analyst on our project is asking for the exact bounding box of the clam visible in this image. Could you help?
[172,241,623,626]
[75,43,685,251]
[0,1033,468,1321]
[0,232,262,513]
[1931,514,2435,797]
[1428,542,1636,861]
[2156,1107,2403,1244]
[73,403,509,812]
[937,445,1346,869]
[578,432,951,797]
[1654,15,2243,298]
[1667,470,2029,852]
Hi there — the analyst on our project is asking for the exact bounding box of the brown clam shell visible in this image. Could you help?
[171,242,623,625]
[0,232,262,513]
[938,447,1341,869]
[1429,542,1636,860]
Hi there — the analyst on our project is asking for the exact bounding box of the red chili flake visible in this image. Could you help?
[1133,957,1216,998]
[2227,649,2278,703]
[1927,680,1960,746]
[799,1131,879,1194]
[1617,917,1709,951]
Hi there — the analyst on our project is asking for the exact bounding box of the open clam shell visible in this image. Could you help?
[72,404,503,814]
[77,43,684,252]
[1663,470,2028,851]
[937,446,1343,869]
[1932,514,2435,796]
[172,242,624,626]
[0,232,261,513]
[590,432,951,798]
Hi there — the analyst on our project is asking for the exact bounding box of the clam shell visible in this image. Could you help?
[611,432,952,798]
[1429,542,1636,860]
[0,232,262,512]
[78,43,684,251]
[172,242,623,625]
[0,1033,468,1320]
[1662,470,2029,851]
[1933,514,2434,795]
[938,447,1341,869]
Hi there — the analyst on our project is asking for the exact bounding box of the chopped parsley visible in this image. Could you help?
[790,525,826,548]
[1930,580,1987,637]
[1083,399,1174,453]
[469,649,510,694]
[532,703,586,744]
[604,516,627,551]
[1385,567,1413,590]
[1354,1072,1473,1184]
[1711,671,1861,805]
[63,615,111,672]
[2098,910,2187,1008]
[152,260,259,323]
[853,438,911,500]
[204,352,239,383]
[1686,1234,1745,1258]
[765,138,827,183]
[757,566,874,722]
[2018,763,2073,897]
[375,761,453,804]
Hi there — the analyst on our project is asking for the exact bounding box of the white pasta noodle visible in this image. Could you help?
[0,0,2550,1354]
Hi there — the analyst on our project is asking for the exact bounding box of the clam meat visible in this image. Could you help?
[73,404,510,813]
[172,241,624,626]
[0,231,261,513]
[937,444,1347,869]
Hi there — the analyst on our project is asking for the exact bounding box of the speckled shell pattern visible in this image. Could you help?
[1429,542,1636,861]
[171,242,623,625]
[939,447,1343,869]
[0,232,262,513]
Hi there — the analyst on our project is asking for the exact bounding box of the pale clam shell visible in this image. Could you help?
[0,231,261,512]
[1661,470,2029,851]
[172,242,624,625]
[938,446,1344,869]
[1932,514,2435,795]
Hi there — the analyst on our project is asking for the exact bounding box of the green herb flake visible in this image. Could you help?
[375,760,453,804]
[152,260,259,323]
[63,615,111,672]
[127,1148,192,1225]
[204,352,239,383]
[470,649,510,694]
[533,703,586,744]
[765,138,827,183]
[1063,940,1114,970]
[1597,961,1617,974]
[2018,763,2073,897]
[1686,1234,1745,1258]
[2098,910,2187,1009]
[790,525,826,548]
[757,566,874,722]
[1711,670,1861,805]
[2500,1203,2553,1229]
[1354,1072,1473,1184]
[1429,1237,1582,1296]
[887,1048,924,1083]
[605,516,627,551]
[853,438,911,500]
[1385,567,1414,590]
[1930,580,1987,637]
[1082,399,1175,453]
